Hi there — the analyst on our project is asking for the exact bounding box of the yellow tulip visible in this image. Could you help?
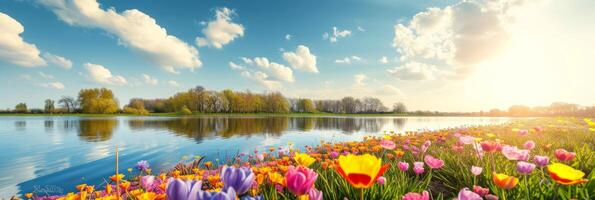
[335,154,389,188]
[294,152,316,167]
[547,163,588,185]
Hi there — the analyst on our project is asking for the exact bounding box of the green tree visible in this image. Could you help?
[297,99,316,113]
[15,103,27,113]
[78,88,119,114]
[44,99,55,113]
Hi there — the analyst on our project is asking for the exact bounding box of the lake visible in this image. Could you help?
[0,116,510,197]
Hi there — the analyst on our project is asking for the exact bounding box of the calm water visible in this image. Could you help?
[0,116,510,197]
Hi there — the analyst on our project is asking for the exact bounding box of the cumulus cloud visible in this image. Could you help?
[353,74,368,87]
[282,45,319,73]
[84,63,127,85]
[285,34,292,40]
[196,7,244,49]
[167,80,180,87]
[231,57,291,89]
[42,53,72,69]
[387,61,444,80]
[251,57,294,82]
[378,56,389,64]
[240,71,282,90]
[228,61,245,70]
[142,74,158,85]
[40,81,65,90]
[391,0,524,79]
[335,56,362,64]
[323,26,351,43]
[0,12,46,67]
[40,0,201,74]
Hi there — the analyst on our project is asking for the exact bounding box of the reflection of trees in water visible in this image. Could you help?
[394,118,407,130]
[126,117,390,142]
[15,121,26,130]
[77,119,118,142]
[44,120,54,133]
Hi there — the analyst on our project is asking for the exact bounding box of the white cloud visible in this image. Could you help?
[19,74,32,80]
[42,53,72,69]
[196,7,244,49]
[167,80,180,87]
[84,63,127,85]
[282,45,319,73]
[142,74,158,85]
[38,72,55,79]
[228,61,245,70]
[335,56,362,64]
[378,56,389,64]
[391,0,523,79]
[253,57,294,82]
[240,57,253,65]
[40,81,65,90]
[40,0,201,74]
[357,26,365,32]
[376,84,404,97]
[0,12,46,67]
[285,34,292,40]
[323,26,351,43]
[387,61,444,80]
[353,74,368,87]
[241,71,281,90]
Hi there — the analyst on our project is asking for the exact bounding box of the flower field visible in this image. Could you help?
[23,117,594,200]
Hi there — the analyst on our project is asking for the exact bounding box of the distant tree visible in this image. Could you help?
[58,96,76,113]
[15,103,27,113]
[297,99,316,113]
[78,88,119,114]
[341,97,358,113]
[508,105,531,116]
[44,99,55,113]
[393,102,407,113]
[178,106,192,115]
[123,99,149,115]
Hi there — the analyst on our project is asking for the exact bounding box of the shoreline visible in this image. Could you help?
[0,112,522,118]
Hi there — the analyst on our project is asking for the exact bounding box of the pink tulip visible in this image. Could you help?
[308,188,323,200]
[458,188,482,200]
[523,140,536,150]
[519,129,528,136]
[516,161,536,175]
[485,194,499,200]
[421,140,431,153]
[285,166,318,196]
[380,139,396,150]
[533,155,549,167]
[472,185,489,196]
[501,145,529,161]
[554,149,576,161]
[471,166,482,176]
[398,161,410,172]
[377,176,386,185]
[330,151,339,159]
[459,135,476,145]
[402,191,430,200]
[424,155,444,169]
[413,162,425,175]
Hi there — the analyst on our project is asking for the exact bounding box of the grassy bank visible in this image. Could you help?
[0,112,416,117]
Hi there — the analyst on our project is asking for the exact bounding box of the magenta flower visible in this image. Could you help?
[519,129,529,135]
[554,149,576,161]
[458,188,482,200]
[285,166,318,196]
[377,176,386,185]
[485,194,499,200]
[533,155,549,167]
[471,166,482,176]
[424,155,444,169]
[308,188,323,200]
[330,151,339,159]
[398,161,410,172]
[380,139,396,150]
[516,161,536,175]
[413,162,425,175]
[501,145,529,161]
[141,175,157,191]
[459,135,476,145]
[472,185,489,196]
[523,140,536,150]
[402,191,430,200]
[421,140,431,153]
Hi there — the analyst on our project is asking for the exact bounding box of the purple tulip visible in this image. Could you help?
[330,151,339,159]
[240,196,263,200]
[220,166,255,195]
[166,178,202,200]
[141,175,156,191]
[308,188,323,200]
[285,166,318,196]
[533,155,549,167]
[413,162,425,175]
[523,140,536,150]
[516,161,536,175]
[398,162,410,172]
[135,160,150,171]
[458,188,482,200]
[197,187,236,200]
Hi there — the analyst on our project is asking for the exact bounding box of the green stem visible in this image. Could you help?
[360,188,364,200]
[524,175,530,199]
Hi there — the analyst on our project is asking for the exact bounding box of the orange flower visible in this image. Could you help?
[394,150,405,157]
[75,184,87,191]
[109,174,124,182]
[547,163,588,185]
[25,193,33,199]
[492,172,518,189]
[119,181,131,191]
[335,154,390,189]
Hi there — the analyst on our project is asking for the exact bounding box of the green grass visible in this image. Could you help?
[0,112,413,117]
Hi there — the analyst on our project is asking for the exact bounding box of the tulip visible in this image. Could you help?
[421,140,431,153]
[516,161,536,175]
[522,140,535,150]
[136,160,150,171]
[458,188,482,200]
[547,163,587,185]
[471,166,482,176]
[472,185,489,196]
[166,178,202,200]
[518,129,528,136]
[220,166,255,195]
[335,154,389,189]
[294,152,316,167]
[241,196,263,200]
[380,139,396,150]
[141,175,156,191]
[25,193,33,199]
[398,162,409,172]
[554,149,576,162]
[110,174,124,182]
[402,191,430,200]
[285,166,318,196]
[480,141,501,152]
[330,151,339,159]
[533,155,549,167]
[413,162,425,175]
[492,172,518,189]
[424,155,444,169]
[377,176,386,185]
[485,194,499,200]
[501,145,529,161]
[197,187,237,200]
[459,135,476,145]
[308,188,323,200]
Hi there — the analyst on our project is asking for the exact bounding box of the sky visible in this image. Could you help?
[1,0,594,112]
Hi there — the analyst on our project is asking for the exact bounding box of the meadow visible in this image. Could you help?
[23,117,594,200]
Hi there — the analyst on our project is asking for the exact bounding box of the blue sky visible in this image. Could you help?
[1,0,594,111]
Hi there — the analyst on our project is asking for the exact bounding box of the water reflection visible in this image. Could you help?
[77,119,118,142]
